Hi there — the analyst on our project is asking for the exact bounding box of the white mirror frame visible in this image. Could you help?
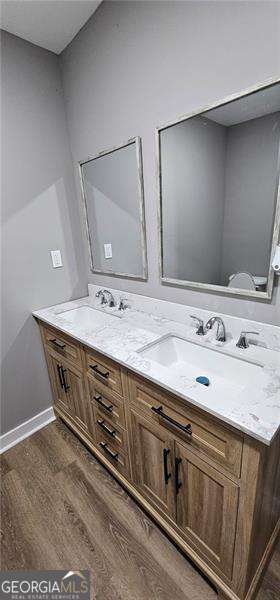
[79,136,148,281]
[156,77,280,300]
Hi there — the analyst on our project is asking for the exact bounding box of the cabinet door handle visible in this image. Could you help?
[61,367,70,392]
[51,338,66,350]
[99,442,118,461]
[93,395,113,413]
[175,457,182,495]
[97,419,116,438]
[163,448,171,485]
[90,364,109,379]
[151,405,192,436]
[57,364,64,389]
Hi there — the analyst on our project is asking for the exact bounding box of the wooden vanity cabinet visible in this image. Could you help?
[127,372,243,478]
[85,347,124,397]
[42,324,83,366]
[129,408,176,519]
[87,378,126,428]
[128,406,239,580]
[47,352,69,412]
[46,348,91,438]
[175,442,239,580]
[37,320,280,600]
[39,323,91,439]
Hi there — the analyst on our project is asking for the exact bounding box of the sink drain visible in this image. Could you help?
[196,376,210,386]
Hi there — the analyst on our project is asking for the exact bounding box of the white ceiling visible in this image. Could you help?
[0,0,102,54]
[206,83,280,126]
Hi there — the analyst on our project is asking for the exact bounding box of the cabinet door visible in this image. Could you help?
[63,362,90,436]
[48,353,90,436]
[175,442,239,579]
[48,354,75,416]
[129,409,176,519]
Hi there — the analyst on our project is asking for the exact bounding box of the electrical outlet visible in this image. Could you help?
[104,243,112,259]
[50,250,63,268]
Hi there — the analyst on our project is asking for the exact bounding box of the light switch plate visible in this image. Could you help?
[50,250,63,268]
[104,243,112,259]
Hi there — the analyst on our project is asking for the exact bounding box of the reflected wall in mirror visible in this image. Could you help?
[158,80,280,298]
[79,137,147,279]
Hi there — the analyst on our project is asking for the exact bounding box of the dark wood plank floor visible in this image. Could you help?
[1,420,279,600]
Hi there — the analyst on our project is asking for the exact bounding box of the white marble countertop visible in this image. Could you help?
[33,294,280,446]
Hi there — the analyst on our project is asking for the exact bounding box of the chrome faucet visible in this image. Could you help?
[236,331,259,349]
[95,289,116,307]
[205,316,226,342]
[190,315,205,335]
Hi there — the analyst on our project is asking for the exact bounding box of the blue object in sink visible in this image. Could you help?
[196,376,210,387]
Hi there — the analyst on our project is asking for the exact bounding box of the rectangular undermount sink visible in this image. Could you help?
[139,334,263,390]
[55,305,121,328]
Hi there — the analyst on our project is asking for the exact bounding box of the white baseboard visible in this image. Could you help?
[0,407,56,454]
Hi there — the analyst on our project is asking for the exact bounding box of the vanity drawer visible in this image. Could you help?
[85,349,123,397]
[128,374,243,478]
[95,409,127,452]
[88,379,126,428]
[43,325,82,367]
[96,431,130,478]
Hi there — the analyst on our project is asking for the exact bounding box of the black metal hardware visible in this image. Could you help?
[97,419,116,438]
[90,364,110,379]
[175,457,182,494]
[57,364,64,389]
[93,395,113,413]
[50,338,66,350]
[163,448,171,485]
[151,405,192,436]
[99,442,118,461]
[61,367,70,392]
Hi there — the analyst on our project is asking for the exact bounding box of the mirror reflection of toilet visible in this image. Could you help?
[228,272,267,291]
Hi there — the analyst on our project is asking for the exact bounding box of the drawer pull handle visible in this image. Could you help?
[175,457,182,495]
[163,448,171,485]
[99,442,118,461]
[90,364,110,379]
[93,395,113,413]
[61,367,70,392]
[97,419,116,438]
[57,364,64,389]
[151,405,192,436]
[50,338,66,350]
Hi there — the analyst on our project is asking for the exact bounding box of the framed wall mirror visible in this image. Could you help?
[157,79,280,299]
[79,137,148,280]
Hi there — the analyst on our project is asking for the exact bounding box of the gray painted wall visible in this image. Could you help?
[61,0,280,325]
[161,115,226,283]
[220,112,280,284]
[1,31,87,435]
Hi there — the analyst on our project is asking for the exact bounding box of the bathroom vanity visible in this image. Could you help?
[34,292,280,600]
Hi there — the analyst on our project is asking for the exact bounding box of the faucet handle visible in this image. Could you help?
[190,315,205,336]
[118,297,130,311]
[95,289,106,304]
[96,289,116,307]
[236,331,259,349]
